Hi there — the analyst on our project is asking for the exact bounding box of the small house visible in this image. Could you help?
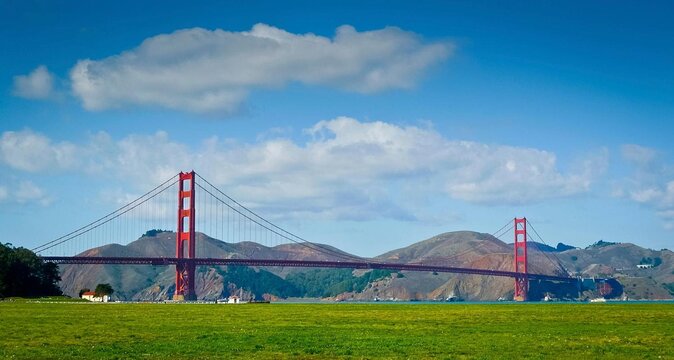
[637,264,654,269]
[81,291,110,302]
[227,295,240,304]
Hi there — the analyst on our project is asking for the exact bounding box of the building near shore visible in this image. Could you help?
[81,291,110,302]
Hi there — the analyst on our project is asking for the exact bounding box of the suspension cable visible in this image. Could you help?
[493,223,514,241]
[491,220,512,238]
[33,175,179,253]
[525,219,569,275]
[195,174,366,261]
[194,181,364,262]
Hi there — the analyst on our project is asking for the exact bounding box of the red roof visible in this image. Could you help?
[82,291,96,296]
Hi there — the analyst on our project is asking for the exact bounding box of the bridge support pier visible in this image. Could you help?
[514,218,528,301]
[174,171,197,301]
[174,261,196,301]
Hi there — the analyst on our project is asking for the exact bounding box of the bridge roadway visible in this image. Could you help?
[41,256,577,283]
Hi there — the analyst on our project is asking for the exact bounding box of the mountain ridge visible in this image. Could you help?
[57,230,674,301]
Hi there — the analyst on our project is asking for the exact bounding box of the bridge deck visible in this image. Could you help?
[41,256,576,283]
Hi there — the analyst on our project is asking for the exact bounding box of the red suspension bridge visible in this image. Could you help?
[36,171,584,301]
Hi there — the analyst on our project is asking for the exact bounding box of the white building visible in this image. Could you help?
[637,264,654,269]
[81,291,110,302]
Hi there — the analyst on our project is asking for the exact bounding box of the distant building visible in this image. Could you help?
[81,291,109,302]
[227,295,240,304]
[637,264,654,269]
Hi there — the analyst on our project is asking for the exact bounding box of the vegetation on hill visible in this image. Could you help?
[212,267,394,299]
[215,266,300,299]
[527,242,575,252]
[586,240,619,249]
[143,229,169,237]
[528,242,577,252]
[556,242,576,251]
[286,269,393,297]
[639,257,662,267]
[0,243,61,298]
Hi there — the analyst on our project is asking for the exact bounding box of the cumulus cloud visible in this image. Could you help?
[70,24,452,113]
[0,118,605,220]
[619,144,674,229]
[0,130,78,172]
[12,65,55,99]
[0,181,51,206]
[629,181,674,208]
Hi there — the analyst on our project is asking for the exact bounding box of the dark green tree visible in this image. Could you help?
[0,243,61,298]
[94,283,114,297]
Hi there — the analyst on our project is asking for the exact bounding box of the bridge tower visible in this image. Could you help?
[174,171,197,301]
[513,217,528,301]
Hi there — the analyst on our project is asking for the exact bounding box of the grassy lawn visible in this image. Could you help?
[1,302,672,359]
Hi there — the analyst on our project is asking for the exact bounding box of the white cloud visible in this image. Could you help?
[441,144,608,204]
[0,130,78,172]
[620,144,674,230]
[622,144,657,167]
[12,65,55,99]
[630,187,662,204]
[0,181,51,206]
[16,181,52,205]
[641,181,674,208]
[0,118,605,220]
[70,24,452,113]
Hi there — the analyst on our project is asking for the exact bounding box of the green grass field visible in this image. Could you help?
[1,301,673,359]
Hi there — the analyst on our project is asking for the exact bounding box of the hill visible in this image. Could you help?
[57,231,674,301]
[59,231,353,301]
[360,231,569,301]
[555,241,674,300]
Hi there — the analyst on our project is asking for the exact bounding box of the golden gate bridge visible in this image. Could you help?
[34,171,597,301]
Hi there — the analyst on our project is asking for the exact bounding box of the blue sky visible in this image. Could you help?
[1,1,674,256]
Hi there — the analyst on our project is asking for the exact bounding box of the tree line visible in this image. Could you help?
[0,243,61,298]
